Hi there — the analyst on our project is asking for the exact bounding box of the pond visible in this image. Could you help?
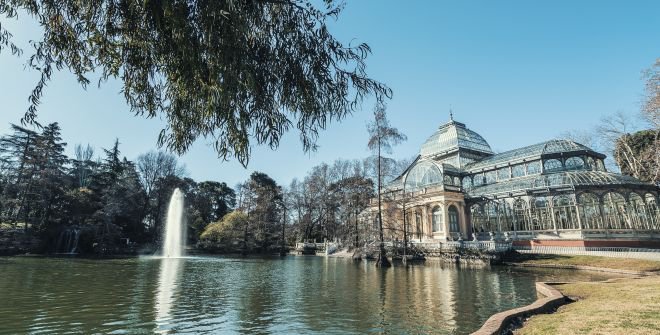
[0,255,618,334]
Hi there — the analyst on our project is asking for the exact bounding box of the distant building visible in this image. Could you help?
[362,116,660,248]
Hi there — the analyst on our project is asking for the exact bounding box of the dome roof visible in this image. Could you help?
[420,119,493,157]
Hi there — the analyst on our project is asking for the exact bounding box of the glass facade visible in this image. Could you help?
[374,117,659,242]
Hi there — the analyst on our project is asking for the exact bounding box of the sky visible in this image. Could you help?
[1,0,659,187]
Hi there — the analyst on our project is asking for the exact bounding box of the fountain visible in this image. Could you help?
[162,188,185,258]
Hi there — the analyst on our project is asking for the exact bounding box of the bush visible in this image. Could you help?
[199,211,247,252]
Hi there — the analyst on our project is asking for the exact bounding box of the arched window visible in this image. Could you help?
[444,175,453,185]
[629,193,648,229]
[470,204,486,233]
[578,192,601,229]
[448,205,460,233]
[432,206,443,232]
[596,160,605,172]
[526,161,542,175]
[462,176,473,189]
[603,192,627,229]
[543,159,563,172]
[553,195,576,229]
[531,197,552,230]
[404,161,443,192]
[512,164,525,178]
[513,199,530,231]
[497,167,510,181]
[565,157,585,170]
[645,193,659,230]
[484,202,499,232]
[453,177,460,186]
[585,156,595,170]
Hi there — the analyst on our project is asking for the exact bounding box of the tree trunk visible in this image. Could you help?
[402,200,407,263]
[376,138,391,267]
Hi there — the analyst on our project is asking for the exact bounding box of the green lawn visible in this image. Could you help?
[507,252,660,272]
[515,276,660,335]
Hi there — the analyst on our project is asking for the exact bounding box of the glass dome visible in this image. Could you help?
[404,160,443,192]
[420,120,493,157]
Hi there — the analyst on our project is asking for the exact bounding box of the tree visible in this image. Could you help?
[32,122,69,231]
[199,211,248,252]
[0,124,40,230]
[642,59,660,184]
[367,103,406,267]
[1,0,391,166]
[615,130,659,185]
[72,144,95,188]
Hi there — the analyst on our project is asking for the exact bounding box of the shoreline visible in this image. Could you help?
[472,255,660,335]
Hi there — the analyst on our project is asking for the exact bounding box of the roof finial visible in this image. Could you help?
[449,105,454,121]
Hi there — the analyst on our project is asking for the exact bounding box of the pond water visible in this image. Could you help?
[0,255,618,334]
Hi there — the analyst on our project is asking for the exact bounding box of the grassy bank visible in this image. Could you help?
[505,253,660,334]
[506,252,660,272]
[515,275,660,335]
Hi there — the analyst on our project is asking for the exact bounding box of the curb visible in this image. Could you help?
[502,262,657,276]
[471,282,567,335]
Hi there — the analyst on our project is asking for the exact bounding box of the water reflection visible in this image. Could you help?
[155,258,183,334]
[0,256,625,335]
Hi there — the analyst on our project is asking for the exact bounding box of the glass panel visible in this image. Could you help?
[586,157,595,170]
[543,159,563,172]
[513,198,530,231]
[404,160,443,192]
[578,192,601,229]
[603,192,627,229]
[432,206,443,232]
[526,161,541,175]
[443,175,453,185]
[512,164,525,178]
[485,170,497,184]
[497,167,510,181]
[473,173,484,186]
[565,157,585,170]
[448,206,459,232]
[462,176,473,189]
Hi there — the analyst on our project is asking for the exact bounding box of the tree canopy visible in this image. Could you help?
[0,0,391,166]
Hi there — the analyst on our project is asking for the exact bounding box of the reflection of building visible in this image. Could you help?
[362,115,660,248]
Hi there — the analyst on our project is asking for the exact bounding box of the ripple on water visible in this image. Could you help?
[0,256,624,334]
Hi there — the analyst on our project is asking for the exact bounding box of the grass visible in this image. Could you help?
[515,276,660,335]
[508,252,660,272]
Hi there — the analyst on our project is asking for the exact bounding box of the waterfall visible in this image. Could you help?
[56,228,80,254]
[162,188,185,258]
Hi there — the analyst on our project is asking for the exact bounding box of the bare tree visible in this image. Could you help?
[597,112,645,178]
[137,151,186,197]
[642,59,660,184]
[367,103,406,267]
[73,144,94,188]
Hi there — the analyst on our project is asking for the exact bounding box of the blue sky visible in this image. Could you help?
[1,0,659,187]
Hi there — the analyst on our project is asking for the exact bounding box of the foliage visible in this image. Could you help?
[0,0,390,166]
[0,119,236,254]
[614,129,659,185]
[199,210,247,252]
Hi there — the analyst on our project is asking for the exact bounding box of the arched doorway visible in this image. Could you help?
[448,205,459,234]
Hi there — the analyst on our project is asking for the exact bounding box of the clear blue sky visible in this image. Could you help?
[1,0,659,187]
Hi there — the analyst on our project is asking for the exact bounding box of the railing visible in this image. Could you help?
[295,242,326,251]
[514,245,660,261]
[411,240,512,252]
